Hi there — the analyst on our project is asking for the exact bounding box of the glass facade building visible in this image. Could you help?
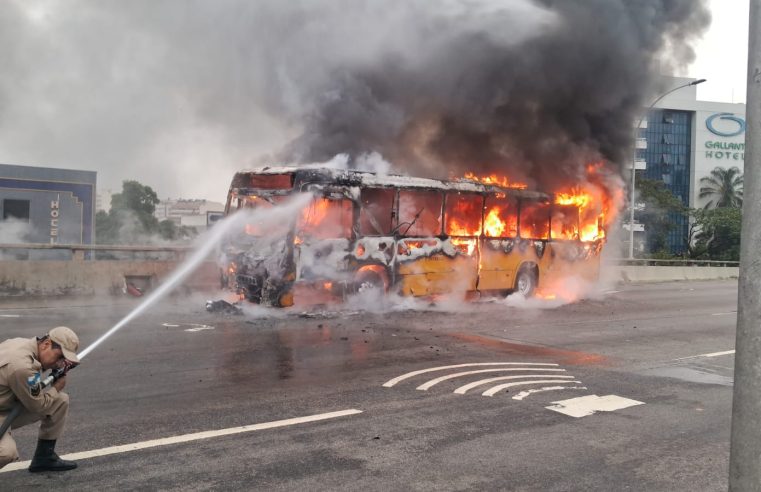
[637,109,693,254]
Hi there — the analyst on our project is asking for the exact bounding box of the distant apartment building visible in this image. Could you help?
[154,198,225,231]
[96,188,114,212]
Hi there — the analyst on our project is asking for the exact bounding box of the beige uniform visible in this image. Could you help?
[0,338,69,468]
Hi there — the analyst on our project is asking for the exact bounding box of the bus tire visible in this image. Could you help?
[515,266,537,298]
[355,266,388,295]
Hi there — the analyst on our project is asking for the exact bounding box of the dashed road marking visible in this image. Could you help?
[711,312,736,316]
[382,362,559,387]
[0,314,21,318]
[0,409,363,474]
[700,350,735,358]
[417,368,567,391]
[384,362,645,416]
[162,322,214,332]
[674,349,735,361]
[482,379,583,397]
[454,375,575,394]
[512,386,588,401]
[184,325,215,332]
[546,394,644,418]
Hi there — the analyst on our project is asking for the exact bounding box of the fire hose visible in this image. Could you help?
[0,365,74,440]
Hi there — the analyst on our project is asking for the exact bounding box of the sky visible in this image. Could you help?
[684,0,749,104]
[0,0,751,203]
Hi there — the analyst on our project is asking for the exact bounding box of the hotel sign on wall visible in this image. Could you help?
[704,113,746,161]
[50,194,60,244]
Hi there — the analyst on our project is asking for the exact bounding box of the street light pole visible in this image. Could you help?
[627,78,707,259]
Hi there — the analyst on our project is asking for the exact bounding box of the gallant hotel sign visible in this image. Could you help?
[704,112,746,162]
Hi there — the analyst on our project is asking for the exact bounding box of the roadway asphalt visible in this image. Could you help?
[0,279,738,490]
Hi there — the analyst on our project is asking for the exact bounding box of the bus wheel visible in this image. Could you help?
[355,266,388,295]
[515,268,537,298]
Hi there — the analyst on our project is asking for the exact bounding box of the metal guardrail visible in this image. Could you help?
[0,243,741,267]
[0,243,194,261]
[612,258,740,267]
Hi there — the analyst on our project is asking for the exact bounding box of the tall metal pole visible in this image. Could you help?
[627,79,706,259]
[729,1,761,489]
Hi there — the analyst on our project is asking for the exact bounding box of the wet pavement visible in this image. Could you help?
[0,280,737,490]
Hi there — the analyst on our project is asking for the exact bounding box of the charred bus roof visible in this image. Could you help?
[229,166,551,201]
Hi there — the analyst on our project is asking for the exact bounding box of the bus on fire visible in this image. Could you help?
[221,166,604,307]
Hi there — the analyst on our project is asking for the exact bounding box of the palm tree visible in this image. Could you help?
[699,166,743,209]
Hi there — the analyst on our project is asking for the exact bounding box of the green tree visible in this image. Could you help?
[635,178,687,255]
[699,166,743,209]
[157,219,178,240]
[96,180,188,244]
[689,207,742,261]
[110,180,160,232]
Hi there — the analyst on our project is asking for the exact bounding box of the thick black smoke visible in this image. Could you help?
[281,0,711,191]
[0,1,709,199]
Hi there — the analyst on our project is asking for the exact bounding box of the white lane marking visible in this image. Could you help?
[711,312,736,316]
[162,322,214,332]
[701,350,736,358]
[185,326,215,332]
[418,368,568,391]
[453,374,574,394]
[482,380,582,397]
[603,290,621,294]
[546,394,644,418]
[512,386,588,401]
[674,349,735,361]
[0,409,363,474]
[383,362,559,387]
[0,314,21,318]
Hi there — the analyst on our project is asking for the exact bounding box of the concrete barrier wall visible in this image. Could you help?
[0,260,739,297]
[0,260,220,297]
[617,265,739,283]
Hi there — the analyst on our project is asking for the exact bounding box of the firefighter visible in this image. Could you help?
[0,327,79,472]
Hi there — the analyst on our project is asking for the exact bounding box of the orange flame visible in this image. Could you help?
[463,172,528,190]
[483,207,506,237]
[451,237,477,255]
[554,186,605,242]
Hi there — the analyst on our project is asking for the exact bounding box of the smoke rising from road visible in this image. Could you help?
[0,1,709,198]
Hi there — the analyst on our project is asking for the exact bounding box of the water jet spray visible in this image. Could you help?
[0,194,311,439]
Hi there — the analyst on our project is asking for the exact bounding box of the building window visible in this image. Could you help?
[662,134,673,144]
[663,112,674,124]
[3,199,30,221]
[660,153,672,165]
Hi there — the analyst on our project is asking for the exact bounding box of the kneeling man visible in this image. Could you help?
[0,327,80,472]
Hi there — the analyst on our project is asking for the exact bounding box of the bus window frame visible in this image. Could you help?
[444,191,485,237]
[359,186,397,237]
[297,185,357,241]
[517,198,551,240]
[483,192,519,239]
[550,204,581,241]
[396,188,445,237]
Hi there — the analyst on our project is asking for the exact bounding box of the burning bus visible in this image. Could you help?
[221,166,606,307]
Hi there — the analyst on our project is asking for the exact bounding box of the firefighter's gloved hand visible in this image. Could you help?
[60,359,79,372]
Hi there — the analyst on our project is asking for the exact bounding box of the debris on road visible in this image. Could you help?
[205,299,242,315]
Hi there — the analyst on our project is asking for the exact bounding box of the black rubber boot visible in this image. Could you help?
[28,439,77,472]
